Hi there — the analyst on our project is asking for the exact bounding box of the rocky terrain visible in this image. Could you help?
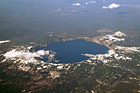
[1,31,140,93]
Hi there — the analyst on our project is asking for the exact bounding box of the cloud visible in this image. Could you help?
[0,40,10,44]
[102,6,108,9]
[103,3,120,9]
[85,1,96,5]
[72,3,81,6]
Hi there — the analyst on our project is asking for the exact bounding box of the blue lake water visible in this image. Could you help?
[35,39,109,63]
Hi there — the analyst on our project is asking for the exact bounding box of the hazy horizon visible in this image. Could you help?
[0,0,140,40]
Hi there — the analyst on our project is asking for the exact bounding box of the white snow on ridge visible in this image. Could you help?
[3,49,50,59]
[101,31,126,42]
[82,31,136,63]
[0,40,10,44]
[103,3,120,9]
[84,48,132,64]
[2,46,56,64]
[105,35,125,42]
[114,31,126,37]
[117,46,140,52]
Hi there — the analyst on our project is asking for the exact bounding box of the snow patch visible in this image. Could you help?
[114,31,126,37]
[101,31,126,43]
[3,49,50,60]
[57,65,63,69]
[0,40,10,44]
[2,46,56,64]
[117,46,140,52]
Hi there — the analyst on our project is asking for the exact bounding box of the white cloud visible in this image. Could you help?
[103,3,120,9]
[85,1,96,5]
[0,40,10,44]
[102,6,108,9]
[72,3,81,6]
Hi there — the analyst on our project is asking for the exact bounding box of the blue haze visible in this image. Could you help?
[1,0,140,39]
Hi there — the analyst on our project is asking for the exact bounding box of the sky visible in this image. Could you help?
[0,0,140,40]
